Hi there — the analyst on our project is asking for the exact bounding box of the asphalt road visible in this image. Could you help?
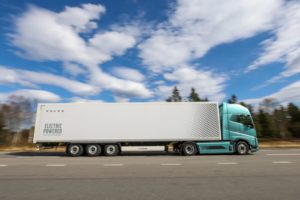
[0,149,300,200]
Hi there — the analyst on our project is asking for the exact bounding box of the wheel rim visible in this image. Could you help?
[88,145,98,155]
[238,143,247,154]
[185,145,195,154]
[107,145,116,154]
[70,145,80,155]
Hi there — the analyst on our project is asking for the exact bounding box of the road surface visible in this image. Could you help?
[0,148,300,200]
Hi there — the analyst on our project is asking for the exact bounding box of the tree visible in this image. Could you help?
[227,94,238,104]
[188,88,201,102]
[287,103,300,138]
[259,98,279,114]
[166,87,182,102]
[1,96,35,146]
[273,106,289,138]
[0,109,6,144]
[256,109,276,138]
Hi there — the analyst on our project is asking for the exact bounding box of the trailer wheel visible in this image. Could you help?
[67,144,84,157]
[182,142,198,156]
[85,144,101,157]
[236,141,249,155]
[104,144,120,156]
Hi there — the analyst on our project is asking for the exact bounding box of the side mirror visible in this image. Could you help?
[245,124,254,129]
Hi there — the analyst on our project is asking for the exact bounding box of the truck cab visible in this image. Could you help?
[197,103,258,155]
[221,103,258,153]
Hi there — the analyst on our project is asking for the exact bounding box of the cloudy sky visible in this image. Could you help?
[0,0,300,104]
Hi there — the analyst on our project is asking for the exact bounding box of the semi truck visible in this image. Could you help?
[33,102,258,156]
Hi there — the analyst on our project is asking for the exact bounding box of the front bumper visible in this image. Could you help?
[250,145,259,152]
[250,138,259,152]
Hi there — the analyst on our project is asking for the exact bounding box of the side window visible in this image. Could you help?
[230,115,241,123]
[239,115,254,127]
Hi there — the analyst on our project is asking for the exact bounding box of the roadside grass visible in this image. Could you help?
[259,139,300,148]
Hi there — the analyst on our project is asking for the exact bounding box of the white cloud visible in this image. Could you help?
[113,96,130,102]
[10,5,92,64]
[69,97,104,103]
[112,67,145,82]
[63,62,86,77]
[243,80,300,105]
[157,66,227,101]
[246,1,300,79]
[139,34,192,72]
[90,31,136,56]
[91,68,153,98]
[9,4,152,100]
[0,66,36,87]
[0,66,99,96]
[0,89,61,102]
[57,3,105,33]
[138,0,283,101]
[139,0,282,72]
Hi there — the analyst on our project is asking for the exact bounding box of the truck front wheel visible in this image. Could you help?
[182,142,198,156]
[67,144,84,157]
[104,144,120,156]
[86,144,101,157]
[236,141,249,155]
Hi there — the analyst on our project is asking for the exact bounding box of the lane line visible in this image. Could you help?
[291,149,300,151]
[160,163,182,166]
[46,164,66,167]
[103,164,124,167]
[272,161,293,164]
[217,162,237,165]
[16,156,33,159]
[0,164,8,167]
[266,153,300,156]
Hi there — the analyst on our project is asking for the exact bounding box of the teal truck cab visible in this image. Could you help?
[197,103,259,155]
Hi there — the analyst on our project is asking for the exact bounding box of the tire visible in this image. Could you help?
[85,144,101,157]
[182,142,198,156]
[104,144,120,156]
[67,144,84,157]
[236,141,249,155]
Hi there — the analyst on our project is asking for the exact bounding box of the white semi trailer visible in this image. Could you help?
[33,102,259,156]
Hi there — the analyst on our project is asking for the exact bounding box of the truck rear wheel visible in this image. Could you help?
[86,144,101,157]
[104,144,120,156]
[236,141,249,155]
[182,142,198,156]
[67,144,84,157]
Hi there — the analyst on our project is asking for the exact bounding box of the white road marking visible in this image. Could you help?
[217,162,238,165]
[46,164,66,167]
[266,153,300,156]
[122,146,165,151]
[0,164,8,167]
[16,156,32,158]
[160,163,182,166]
[272,161,293,164]
[103,164,124,167]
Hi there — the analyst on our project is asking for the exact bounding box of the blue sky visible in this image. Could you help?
[0,0,300,105]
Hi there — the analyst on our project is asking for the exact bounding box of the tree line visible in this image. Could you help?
[166,87,300,138]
